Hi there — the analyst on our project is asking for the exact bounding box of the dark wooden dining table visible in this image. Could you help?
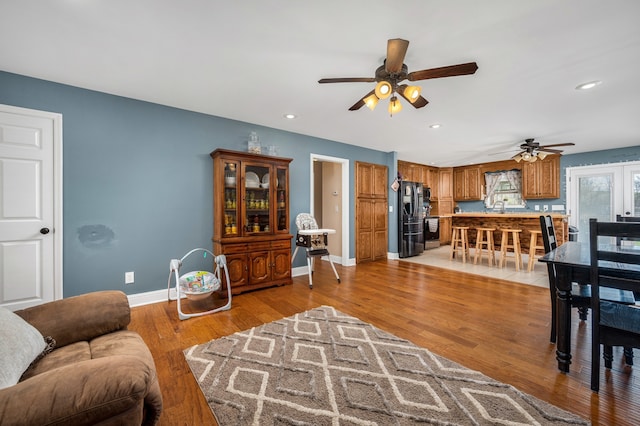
[539,241,640,372]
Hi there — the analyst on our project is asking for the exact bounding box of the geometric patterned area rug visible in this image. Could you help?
[184,306,590,425]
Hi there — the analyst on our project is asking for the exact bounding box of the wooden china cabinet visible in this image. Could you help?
[211,149,293,294]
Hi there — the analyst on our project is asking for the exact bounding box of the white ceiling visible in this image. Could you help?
[1,0,639,166]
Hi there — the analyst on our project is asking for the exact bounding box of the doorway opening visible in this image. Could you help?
[309,154,350,266]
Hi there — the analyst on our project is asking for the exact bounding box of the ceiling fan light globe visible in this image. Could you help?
[513,154,523,163]
[537,152,548,160]
[388,96,402,115]
[364,94,379,111]
[522,152,532,161]
[404,85,421,103]
[375,81,392,99]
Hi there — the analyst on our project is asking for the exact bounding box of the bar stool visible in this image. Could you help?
[474,227,496,266]
[499,228,523,270]
[527,229,543,272]
[450,226,470,263]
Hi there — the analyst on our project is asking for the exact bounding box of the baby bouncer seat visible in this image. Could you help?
[292,213,340,288]
[167,248,232,320]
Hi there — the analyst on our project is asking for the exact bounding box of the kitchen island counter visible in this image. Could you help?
[451,212,569,251]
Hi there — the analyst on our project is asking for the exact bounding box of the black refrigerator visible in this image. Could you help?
[398,180,424,258]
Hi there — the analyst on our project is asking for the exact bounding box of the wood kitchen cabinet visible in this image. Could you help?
[356,198,388,262]
[453,166,482,201]
[211,149,293,294]
[358,160,387,198]
[439,216,452,244]
[397,160,440,197]
[397,160,424,183]
[522,155,560,199]
[425,167,439,199]
[433,167,454,215]
[356,161,388,263]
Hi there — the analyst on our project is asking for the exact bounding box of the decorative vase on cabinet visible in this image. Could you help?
[211,149,293,294]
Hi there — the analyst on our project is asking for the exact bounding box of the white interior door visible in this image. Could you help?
[0,104,62,310]
[622,164,640,217]
[567,161,640,242]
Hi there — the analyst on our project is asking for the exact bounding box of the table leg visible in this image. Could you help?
[554,265,573,372]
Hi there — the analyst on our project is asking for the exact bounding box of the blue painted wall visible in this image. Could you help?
[0,71,397,297]
[456,146,640,214]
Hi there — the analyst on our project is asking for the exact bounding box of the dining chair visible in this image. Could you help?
[589,218,640,392]
[539,215,635,343]
[540,215,590,342]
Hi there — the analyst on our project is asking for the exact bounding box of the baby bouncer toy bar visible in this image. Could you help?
[167,248,232,320]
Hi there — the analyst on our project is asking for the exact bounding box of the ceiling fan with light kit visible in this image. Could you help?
[318,38,478,116]
[510,138,575,163]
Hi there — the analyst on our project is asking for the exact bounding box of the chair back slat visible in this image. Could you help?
[597,249,640,264]
[539,215,557,253]
[616,215,640,246]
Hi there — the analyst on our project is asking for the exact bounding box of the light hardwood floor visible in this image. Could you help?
[130,259,640,425]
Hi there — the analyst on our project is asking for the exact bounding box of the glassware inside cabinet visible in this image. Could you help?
[223,161,238,236]
[245,164,270,233]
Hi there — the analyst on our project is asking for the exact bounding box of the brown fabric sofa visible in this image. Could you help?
[0,291,162,425]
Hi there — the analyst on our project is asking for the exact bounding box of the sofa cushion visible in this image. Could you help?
[20,341,91,381]
[21,330,157,382]
[0,306,47,389]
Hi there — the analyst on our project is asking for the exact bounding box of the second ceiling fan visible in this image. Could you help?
[318,38,478,114]
[512,138,575,162]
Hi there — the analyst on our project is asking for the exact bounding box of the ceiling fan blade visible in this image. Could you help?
[410,95,429,109]
[539,142,576,148]
[407,62,479,81]
[398,91,429,108]
[385,38,409,74]
[538,148,563,154]
[318,77,376,84]
[348,89,376,111]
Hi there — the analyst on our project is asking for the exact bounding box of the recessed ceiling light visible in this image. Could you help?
[575,80,602,90]
[429,123,441,129]
[283,113,297,119]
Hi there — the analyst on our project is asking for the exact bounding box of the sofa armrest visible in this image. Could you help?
[0,355,157,426]
[15,291,130,348]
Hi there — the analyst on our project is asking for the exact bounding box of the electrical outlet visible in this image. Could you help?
[534,205,540,211]
[125,271,135,284]
[543,205,549,212]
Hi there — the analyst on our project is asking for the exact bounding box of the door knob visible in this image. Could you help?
[625,212,631,215]
[40,227,50,235]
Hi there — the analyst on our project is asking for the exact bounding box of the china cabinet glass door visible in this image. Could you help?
[243,163,271,234]
[223,160,239,236]
[276,166,288,232]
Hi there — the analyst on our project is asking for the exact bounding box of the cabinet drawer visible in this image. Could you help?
[250,242,272,251]
[270,239,291,249]
[222,244,249,254]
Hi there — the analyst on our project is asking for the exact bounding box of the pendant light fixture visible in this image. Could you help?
[400,84,422,103]
[364,93,379,111]
[375,81,392,99]
[388,96,402,116]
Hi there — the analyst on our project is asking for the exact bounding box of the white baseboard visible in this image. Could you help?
[129,256,354,307]
[127,288,181,307]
